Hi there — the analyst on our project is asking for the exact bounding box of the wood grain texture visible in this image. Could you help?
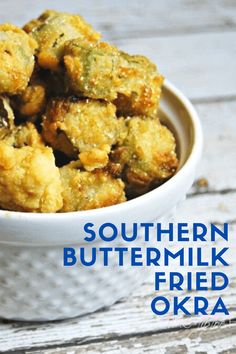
[0,0,236,39]
[178,192,236,224]
[192,100,236,193]
[26,321,236,354]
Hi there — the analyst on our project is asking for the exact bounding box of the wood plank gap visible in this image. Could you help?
[191,94,236,105]
[188,188,236,198]
[112,25,236,41]
[5,319,235,354]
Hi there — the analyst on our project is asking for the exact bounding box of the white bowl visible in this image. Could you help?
[0,80,203,321]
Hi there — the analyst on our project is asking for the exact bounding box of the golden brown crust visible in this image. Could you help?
[111,116,179,196]
[0,24,37,95]
[0,96,15,140]
[9,68,66,128]
[24,10,100,71]
[12,76,47,118]
[0,95,44,148]
[63,41,163,116]
[0,10,178,213]
[60,161,126,212]
[0,141,63,212]
[4,122,44,148]
[42,98,123,171]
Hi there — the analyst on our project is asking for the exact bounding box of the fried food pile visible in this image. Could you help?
[0,10,178,213]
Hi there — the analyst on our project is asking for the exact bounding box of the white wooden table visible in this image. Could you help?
[0,1,236,353]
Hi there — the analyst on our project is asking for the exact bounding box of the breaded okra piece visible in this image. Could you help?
[0,24,37,95]
[0,96,15,140]
[0,141,63,212]
[0,94,44,147]
[60,161,126,212]
[42,97,126,171]
[24,10,100,71]
[12,68,47,118]
[4,122,44,148]
[111,116,178,196]
[63,41,163,116]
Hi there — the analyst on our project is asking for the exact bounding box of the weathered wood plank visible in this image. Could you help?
[0,0,236,40]
[26,321,236,354]
[179,191,236,224]
[191,100,236,193]
[0,193,235,352]
[117,32,236,100]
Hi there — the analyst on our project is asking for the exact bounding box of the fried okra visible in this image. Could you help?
[24,10,100,71]
[0,141,62,212]
[0,24,37,95]
[5,122,44,148]
[42,98,125,171]
[15,82,46,117]
[12,71,47,118]
[0,96,15,140]
[12,66,67,119]
[63,41,163,116]
[0,94,43,147]
[111,117,178,196]
[0,10,179,214]
[60,161,126,212]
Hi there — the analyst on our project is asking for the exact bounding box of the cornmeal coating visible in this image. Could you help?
[12,66,67,118]
[60,161,126,212]
[63,41,163,116]
[0,142,63,212]
[42,98,125,171]
[0,24,37,95]
[5,122,44,148]
[12,71,47,118]
[111,117,178,196]
[0,95,43,147]
[24,10,100,71]
[16,83,46,117]
[0,96,15,140]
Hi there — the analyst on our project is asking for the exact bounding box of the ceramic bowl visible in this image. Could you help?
[0,80,203,321]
